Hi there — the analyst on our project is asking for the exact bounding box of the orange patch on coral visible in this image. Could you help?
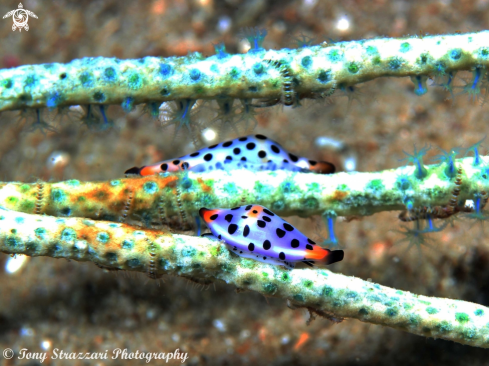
[196,178,212,193]
[332,190,349,200]
[127,176,179,190]
[83,186,113,202]
[76,226,102,243]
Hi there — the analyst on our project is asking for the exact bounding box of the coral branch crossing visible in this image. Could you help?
[1,207,488,348]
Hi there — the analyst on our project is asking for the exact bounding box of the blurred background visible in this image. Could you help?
[1,0,489,364]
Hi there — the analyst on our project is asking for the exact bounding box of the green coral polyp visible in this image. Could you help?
[1,78,13,88]
[367,179,384,191]
[96,232,110,243]
[436,321,453,333]
[317,69,331,83]
[34,227,47,240]
[61,228,77,242]
[263,283,278,295]
[347,62,359,73]
[122,239,134,249]
[301,55,312,67]
[79,72,94,87]
[51,189,67,203]
[293,294,305,302]
[181,247,197,257]
[104,67,117,81]
[128,73,142,89]
[143,181,158,194]
[93,91,106,102]
[322,286,334,297]
[388,57,403,70]
[400,42,411,52]
[126,258,141,268]
[456,312,470,323]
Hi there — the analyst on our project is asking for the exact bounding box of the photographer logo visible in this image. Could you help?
[3,3,37,32]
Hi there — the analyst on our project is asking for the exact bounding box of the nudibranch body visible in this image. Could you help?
[125,134,335,176]
[199,204,344,268]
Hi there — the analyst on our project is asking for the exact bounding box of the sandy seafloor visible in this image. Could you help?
[1,0,489,364]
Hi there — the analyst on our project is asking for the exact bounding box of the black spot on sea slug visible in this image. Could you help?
[190,151,200,157]
[225,214,233,223]
[241,157,247,162]
[204,153,213,161]
[231,207,240,210]
[291,239,299,248]
[209,144,218,149]
[263,209,275,216]
[262,216,271,222]
[239,137,248,141]
[223,141,233,147]
[276,228,286,238]
[279,252,286,260]
[255,134,267,140]
[306,244,314,250]
[289,153,299,162]
[245,205,252,210]
[271,145,280,153]
[307,238,316,244]
[248,243,255,251]
[225,156,233,161]
[283,223,294,231]
[258,150,267,158]
[243,225,250,237]
[173,159,180,165]
[233,147,241,155]
[309,160,317,166]
[257,220,266,228]
[241,216,248,219]
[181,162,190,170]
[246,142,256,150]
[161,163,168,171]
[263,240,271,250]
[210,214,218,221]
[228,224,238,235]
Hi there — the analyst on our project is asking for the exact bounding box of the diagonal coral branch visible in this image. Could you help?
[1,207,488,348]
